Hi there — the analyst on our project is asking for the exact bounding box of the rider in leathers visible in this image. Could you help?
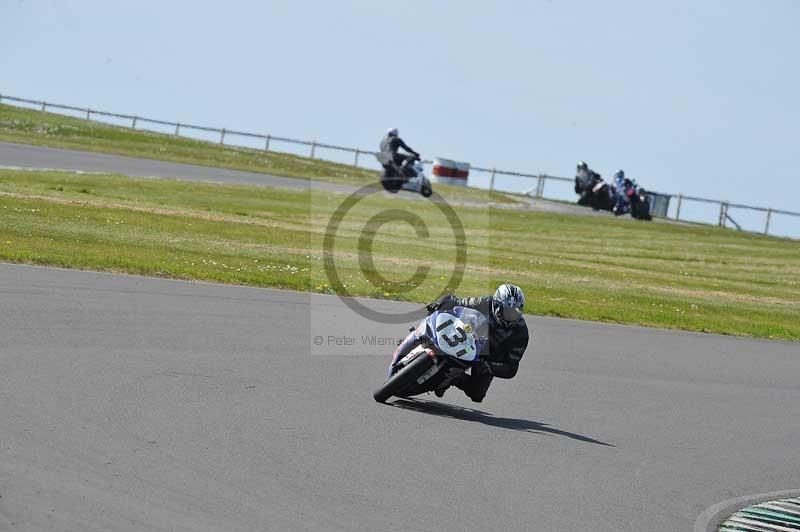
[378,128,420,191]
[389,284,529,403]
[574,161,602,202]
[380,127,419,169]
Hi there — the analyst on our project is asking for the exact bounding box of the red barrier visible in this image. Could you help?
[432,158,470,186]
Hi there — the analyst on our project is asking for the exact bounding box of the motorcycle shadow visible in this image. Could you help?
[391,398,614,447]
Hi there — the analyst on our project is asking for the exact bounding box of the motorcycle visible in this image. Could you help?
[628,184,652,220]
[373,306,489,403]
[615,177,652,220]
[575,173,615,212]
[376,153,433,198]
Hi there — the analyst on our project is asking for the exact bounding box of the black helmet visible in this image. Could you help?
[577,161,589,171]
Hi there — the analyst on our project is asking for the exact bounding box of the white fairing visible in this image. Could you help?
[399,345,426,365]
[433,312,479,361]
[399,162,430,194]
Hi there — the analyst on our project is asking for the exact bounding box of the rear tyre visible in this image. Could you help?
[373,352,434,404]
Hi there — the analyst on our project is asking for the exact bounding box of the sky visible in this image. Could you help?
[2,0,799,234]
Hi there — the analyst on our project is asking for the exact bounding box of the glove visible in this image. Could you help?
[426,294,454,314]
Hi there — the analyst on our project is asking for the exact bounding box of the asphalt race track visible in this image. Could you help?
[1,264,798,532]
[0,141,351,193]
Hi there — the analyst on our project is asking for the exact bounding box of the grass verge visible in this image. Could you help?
[0,168,797,340]
[0,103,519,205]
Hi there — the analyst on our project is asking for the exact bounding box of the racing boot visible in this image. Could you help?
[455,368,493,403]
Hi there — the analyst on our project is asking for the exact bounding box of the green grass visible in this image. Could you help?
[0,103,519,205]
[1,168,798,340]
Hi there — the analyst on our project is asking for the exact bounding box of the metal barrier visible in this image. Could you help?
[1,93,798,237]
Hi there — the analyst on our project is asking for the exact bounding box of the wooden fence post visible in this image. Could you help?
[764,209,772,235]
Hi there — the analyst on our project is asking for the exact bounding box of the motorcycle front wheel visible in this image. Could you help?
[373,352,434,403]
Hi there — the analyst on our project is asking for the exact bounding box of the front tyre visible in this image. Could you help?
[373,352,434,403]
[421,186,433,198]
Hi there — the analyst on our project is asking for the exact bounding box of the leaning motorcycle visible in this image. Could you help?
[373,306,489,403]
[629,188,652,220]
[576,175,615,211]
[622,179,653,220]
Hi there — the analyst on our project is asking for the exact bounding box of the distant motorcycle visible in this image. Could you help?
[376,153,433,198]
[575,173,615,212]
[628,184,652,220]
[617,178,652,220]
[373,306,489,403]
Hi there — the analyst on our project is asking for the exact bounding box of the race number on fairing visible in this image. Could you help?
[434,312,478,361]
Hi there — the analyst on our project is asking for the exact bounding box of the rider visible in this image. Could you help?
[612,169,630,215]
[388,284,529,403]
[378,128,420,191]
[575,161,608,207]
[575,161,602,192]
[380,127,419,169]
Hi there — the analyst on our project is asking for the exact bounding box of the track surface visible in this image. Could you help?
[1,264,798,532]
[0,141,351,193]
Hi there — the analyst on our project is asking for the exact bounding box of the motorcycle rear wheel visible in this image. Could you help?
[373,352,434,403]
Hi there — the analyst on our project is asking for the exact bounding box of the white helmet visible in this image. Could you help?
[387,127,399,137]
[492,284,525,326]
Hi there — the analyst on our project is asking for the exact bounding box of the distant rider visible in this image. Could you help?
[378,128,420,191]
[380,127,419,169]
[388,284,529,403]
[612,169,630,215]
[575,161,602,194]
[575,161,609,208]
